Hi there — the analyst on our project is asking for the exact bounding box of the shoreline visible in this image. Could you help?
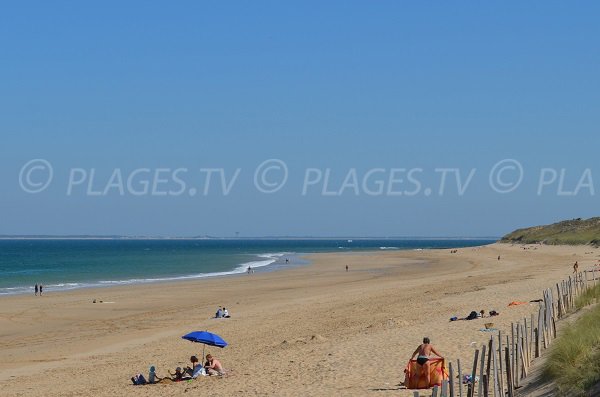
[0,239,494,296]
[0,251,300,297]
[1,243,597,396]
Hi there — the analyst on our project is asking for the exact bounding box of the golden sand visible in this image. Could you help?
[0,243,597,396]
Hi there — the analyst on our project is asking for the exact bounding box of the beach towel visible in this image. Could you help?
[403,358,448,389]
[508,301,527,307]
[192,366,206,378]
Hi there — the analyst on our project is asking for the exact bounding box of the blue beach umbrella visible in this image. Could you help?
[182,331,228,360]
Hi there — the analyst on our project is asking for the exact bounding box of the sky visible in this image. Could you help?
[0,2,598,237]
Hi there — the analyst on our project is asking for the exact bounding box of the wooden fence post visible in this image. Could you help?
[505,346,513,397]
[491,336,501,397]
[515,324,520,387]
[442,380,449,397]
[482,374,489,397]
[498,332,504,395]
[529,313,534,359]
[449,362,455,397]
[458,359,463,397]
[486,337,492,393]
[478,344,486,397]
[467,349,479,397]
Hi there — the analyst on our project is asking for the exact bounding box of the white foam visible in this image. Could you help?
[0,252,289,295]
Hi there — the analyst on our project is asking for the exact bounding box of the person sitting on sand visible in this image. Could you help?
[204,354,226,376]
[185,356,205,378]
[215,307,223,318]
[148,366,162,383]
[222,307,230,318]
[168,366,188,381]
[411,337,443,386]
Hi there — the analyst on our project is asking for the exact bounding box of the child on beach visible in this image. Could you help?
[168,367,188,381]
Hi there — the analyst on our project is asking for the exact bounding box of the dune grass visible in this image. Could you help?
[576,282,600,309]
[543,290,600,396]
[501,217,600,246]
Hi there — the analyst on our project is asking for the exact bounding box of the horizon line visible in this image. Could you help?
[0,235,500,240]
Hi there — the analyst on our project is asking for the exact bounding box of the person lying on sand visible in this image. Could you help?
[411,337,443,386]
[204,354,226,376]
[131,365,163,385]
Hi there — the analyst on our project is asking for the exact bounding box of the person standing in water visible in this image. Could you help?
[411,337,443,386]
[34,284,38,296]
[39,284,43,296]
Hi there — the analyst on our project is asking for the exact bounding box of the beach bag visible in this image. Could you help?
[466,311,478,320]
[135,374,147,385]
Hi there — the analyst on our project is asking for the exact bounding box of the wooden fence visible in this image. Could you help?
[411,269,598,397]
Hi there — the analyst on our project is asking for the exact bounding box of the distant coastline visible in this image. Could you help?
[501,217,600,246]
[0,235,500,240]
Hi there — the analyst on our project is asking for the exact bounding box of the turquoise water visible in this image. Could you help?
[0,239,495,295]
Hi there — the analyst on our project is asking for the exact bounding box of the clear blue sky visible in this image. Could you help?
[1,2,598,237]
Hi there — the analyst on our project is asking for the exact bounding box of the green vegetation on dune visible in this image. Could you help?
[501,217,600,246]
[543,284,600,396]
[576,283,600,310]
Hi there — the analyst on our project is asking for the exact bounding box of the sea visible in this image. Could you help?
[0,238,495,296]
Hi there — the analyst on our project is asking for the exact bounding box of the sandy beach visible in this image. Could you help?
[0,243,597,396]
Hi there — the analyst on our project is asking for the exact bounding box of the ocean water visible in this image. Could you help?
[0,239,495,295]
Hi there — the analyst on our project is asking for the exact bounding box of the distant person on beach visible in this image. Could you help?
[34,284,38,296]
[222,307,230,318]
[204,354,225,376]
[215,307,223,318]
[498,255,501,261]
[285,258,289,264]
[345,265,348,272]
[573,261,579,273]
[411,337,443,386]
[39,284,43,296]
